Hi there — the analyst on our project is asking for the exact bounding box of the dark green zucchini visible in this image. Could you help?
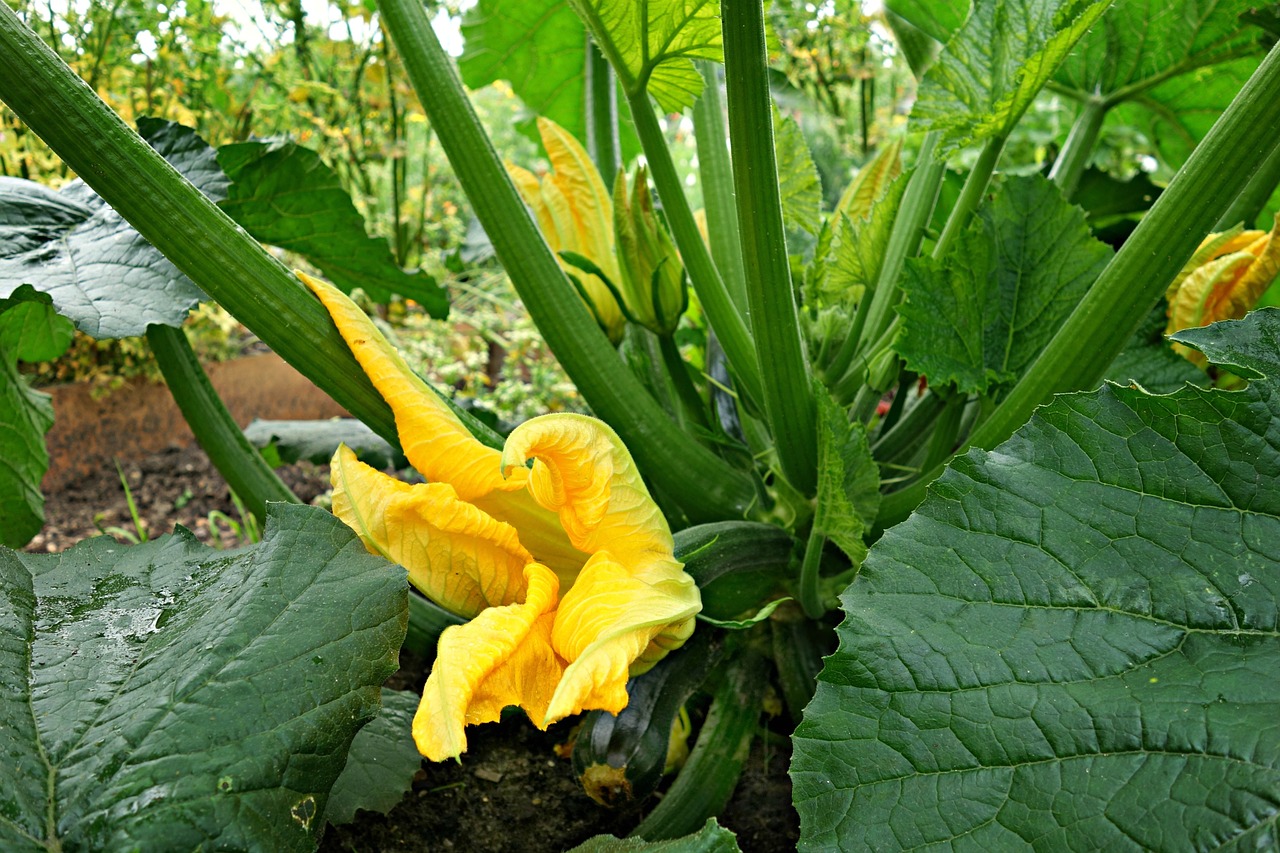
[573,629,726,806]
[675,521,795,621]
[631,648,769,841]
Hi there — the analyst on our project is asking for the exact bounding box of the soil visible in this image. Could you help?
[30,441,800,852]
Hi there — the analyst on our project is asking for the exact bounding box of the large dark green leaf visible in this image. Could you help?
[325,688,421,825]
[243,418,405,470]
[896,174,1112,395]
[217,140,448,315]
[912,0,1111,153]
[793,308,1280,850]
[0,503,407,851]
[0,120,225,337]
[1055,0,1268,170]
[0,286,72,548]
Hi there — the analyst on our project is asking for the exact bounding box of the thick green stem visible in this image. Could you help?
[658,333,710,431]
[376,0,756,520]
[825,132,944,386]
[722,0,817,495]
[692,60,748,313]
[933,133,1005,260]
[585,36,618,191]
[797,524,827,619]
[0,5,402,446]
[146,324,298,524]
[877,42,1280,529]
[919,393,965,473]
[1217,133,1280,229]
[628,93,765,412]
[1049,98,1106,199]
[871,389,944,463]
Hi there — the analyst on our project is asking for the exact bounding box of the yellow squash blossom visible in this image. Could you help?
[298,272,700,761]
[1166,214,1280,366]
[507,117,627,344]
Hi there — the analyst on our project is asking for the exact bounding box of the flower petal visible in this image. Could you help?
[544,549,700,724]
[331,445,531,617]
[538,116,617,278]
[500,413,673,565]
[413,563,562,760]
[300,271,522,501]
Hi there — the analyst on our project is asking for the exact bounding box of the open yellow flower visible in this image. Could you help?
[1166,214,1280,367]
[507,117,627,344]
[298,272,700,761]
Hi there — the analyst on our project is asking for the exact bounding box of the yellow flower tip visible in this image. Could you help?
[412,564,562,761]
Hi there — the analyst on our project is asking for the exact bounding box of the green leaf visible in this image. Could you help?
[912,0,1111,153]
[813,387,880,567]
[0,503,407,852]
[883,0,969,46]
[1107,304,1208,394]
[0,120,225,337]
[325,688,422,825]
[567,0,723,112]
[1170,307,1280,379]
[897,174,1113,395]
[459,0,641,161]
[698,596,792,630]
[0,286,68,547]
[0,303,55,548]
[820,171,908,305]
[793,307,1280,850]
[1110,56,1262,173]
[1055,0,1268,170]
[0,284,74,364]
[568,818,741,852]
[243,418,406,470]
[217,140,448,315]
[773,108,822,237]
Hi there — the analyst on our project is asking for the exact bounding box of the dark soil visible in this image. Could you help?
[31,444,800,851]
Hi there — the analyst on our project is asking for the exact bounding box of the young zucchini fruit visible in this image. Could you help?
[572,629,726,806]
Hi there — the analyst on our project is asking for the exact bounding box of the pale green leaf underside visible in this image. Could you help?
[0,504,406,852]
[460,0,591,141]
[458,0,642,161]
[793,309,1280,850]
[1055,0,1264,99]
[896,174,1112,395]
[0,120,223,338]
[1051,0,1269,173]
[568,0,722,112]
[913,0,1112,152]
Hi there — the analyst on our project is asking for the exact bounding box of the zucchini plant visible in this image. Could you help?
[2,0,1279,849]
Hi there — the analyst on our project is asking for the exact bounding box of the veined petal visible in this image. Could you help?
[331,445,530,617]
[414,564,561,760]
[300,272,523,501]
[544,550,700,725]
[500,413,673,565]
[538,116,618,278]
[507,163,560,250]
